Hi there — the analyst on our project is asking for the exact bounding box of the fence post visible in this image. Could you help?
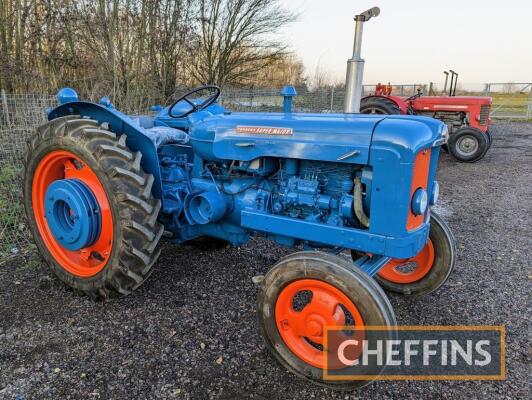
[1,89,10,127]
[528,85,532,118]
[330,87,335,112]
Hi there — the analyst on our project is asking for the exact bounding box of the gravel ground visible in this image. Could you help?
[1,121,530,399]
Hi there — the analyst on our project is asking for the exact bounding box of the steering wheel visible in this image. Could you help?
[168,85,221,118]
[406,88,423,102]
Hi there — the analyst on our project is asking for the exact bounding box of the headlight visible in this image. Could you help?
[411,188,428,215]
[430,181,439,205]
[442,125,449,142]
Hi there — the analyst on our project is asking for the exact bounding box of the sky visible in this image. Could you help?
[277,0,532,88]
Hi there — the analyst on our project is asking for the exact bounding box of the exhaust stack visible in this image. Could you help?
[442,71,449,95]
[343,7,380,114]
[449,70,458,96]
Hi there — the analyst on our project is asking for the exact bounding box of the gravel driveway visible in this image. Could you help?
[1,121,530,399]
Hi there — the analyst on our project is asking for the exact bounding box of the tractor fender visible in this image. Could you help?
[48,102,163,199]
[362,95,409,114]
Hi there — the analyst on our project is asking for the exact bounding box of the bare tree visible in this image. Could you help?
[309,61,341,90]
[0,0,299,105]
[70,0,197,109]
[191,0,296,87]
[250,53,306,88]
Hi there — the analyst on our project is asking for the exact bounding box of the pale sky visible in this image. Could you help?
[278,0,532,88]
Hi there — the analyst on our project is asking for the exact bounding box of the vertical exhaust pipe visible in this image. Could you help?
[448,71,455,96]
[442,71,449,95]
[343,7,380,113]
[449,70,458,96]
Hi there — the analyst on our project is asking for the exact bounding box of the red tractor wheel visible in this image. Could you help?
[448,127,489,162]
[258,251,396,389]
[23,116,163,298]
[352,212,456,295]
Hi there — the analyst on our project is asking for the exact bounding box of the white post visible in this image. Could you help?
[526,83,532,118]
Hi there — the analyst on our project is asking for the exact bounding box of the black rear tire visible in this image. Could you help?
[23,116,163,298]
[360,96,401,115]
[448,127,489,162]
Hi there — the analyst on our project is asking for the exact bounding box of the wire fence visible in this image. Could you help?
[222,84,532,117]
[483,83,532,119]
[0,92,57,262]
[221,85,426,113]
[0,84,530,263]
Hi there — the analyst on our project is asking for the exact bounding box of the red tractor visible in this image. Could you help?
[361,71,493,162]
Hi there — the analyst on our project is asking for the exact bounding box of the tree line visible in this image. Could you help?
[0,0,306,109]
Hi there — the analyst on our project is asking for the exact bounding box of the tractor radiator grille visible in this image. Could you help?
[479,105,490,126]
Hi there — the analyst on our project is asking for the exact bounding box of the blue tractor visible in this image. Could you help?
[22,4,454,389]
[23,84,455,388]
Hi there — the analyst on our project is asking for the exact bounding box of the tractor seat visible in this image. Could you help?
[144,126,189,147]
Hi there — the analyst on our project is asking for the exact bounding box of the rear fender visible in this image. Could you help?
[48,102,163,199]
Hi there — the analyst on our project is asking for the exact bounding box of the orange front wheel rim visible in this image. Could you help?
[275,279,364,369]
[378,239,435,284]
[32,150,114,277]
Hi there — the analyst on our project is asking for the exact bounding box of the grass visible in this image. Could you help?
[490,93,531,116]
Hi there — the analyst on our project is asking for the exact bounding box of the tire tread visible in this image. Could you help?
[23,115,163,298]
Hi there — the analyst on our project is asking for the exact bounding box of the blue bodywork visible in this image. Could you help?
[49,87,447,275]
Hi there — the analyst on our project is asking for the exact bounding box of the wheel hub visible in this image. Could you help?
[44,179,101,251]
[275,279,365,368]
[305,319,323,337]
[456,135,478,156]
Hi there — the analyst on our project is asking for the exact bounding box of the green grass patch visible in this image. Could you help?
[491,93,531,116]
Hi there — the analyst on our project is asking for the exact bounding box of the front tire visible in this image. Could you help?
[258,251,396,389]
[448,127,489,162]
[352,212,456,295]
[23,116,163,298]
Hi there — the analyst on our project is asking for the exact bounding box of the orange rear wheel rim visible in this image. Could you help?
[378,239,435,284]
[32,150,114,277]
[275,279,364,369]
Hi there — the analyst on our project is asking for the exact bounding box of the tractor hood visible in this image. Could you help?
[412,95,492,107]
[188,112,446,165]
[189,112,382,164]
